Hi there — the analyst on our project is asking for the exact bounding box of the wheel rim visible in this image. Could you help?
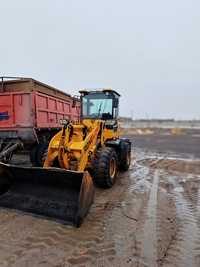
[109,157,117,180]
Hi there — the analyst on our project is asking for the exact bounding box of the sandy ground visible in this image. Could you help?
[0,134,200,266]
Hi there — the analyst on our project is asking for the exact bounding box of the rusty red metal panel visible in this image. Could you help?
[35,92,73,128]
[13,93,32,127]
[0,92,32,128]
[0,90,80,131]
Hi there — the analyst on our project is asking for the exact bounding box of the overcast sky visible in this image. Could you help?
[0,0,200,119]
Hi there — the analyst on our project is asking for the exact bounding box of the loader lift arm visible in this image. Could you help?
[44,119,104,172]
[78,120,103,172]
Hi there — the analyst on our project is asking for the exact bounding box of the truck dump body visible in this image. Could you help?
[0,78,80,141]
[0,91,78,135]
[0,77,80,165]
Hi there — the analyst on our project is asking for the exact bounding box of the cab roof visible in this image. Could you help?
[79,88,120,97]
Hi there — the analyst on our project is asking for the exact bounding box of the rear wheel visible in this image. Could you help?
[119,141,131,171]
[30,145,37,166]
[93,147,118,188]
[36,143,48,167]
[30,143,48,167]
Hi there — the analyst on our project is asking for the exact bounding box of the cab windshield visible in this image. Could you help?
[82,93,113,119]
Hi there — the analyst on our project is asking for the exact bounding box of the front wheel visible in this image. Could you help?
[93,147,118,188]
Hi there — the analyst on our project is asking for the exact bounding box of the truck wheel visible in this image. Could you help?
[35,143,48,167]
[119,141,131,171]
[30,145,37,166]
[2,151,14,163]
[93,147,118,188]
[30,143,48,167]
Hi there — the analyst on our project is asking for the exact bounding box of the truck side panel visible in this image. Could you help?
[0,92,32,128]
[0,92,80,130]
[35,92,76,128]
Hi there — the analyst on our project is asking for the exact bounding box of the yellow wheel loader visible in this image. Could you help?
[0,89,131,226]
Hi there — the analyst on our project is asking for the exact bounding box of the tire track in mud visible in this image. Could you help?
[101,164,150,267]
[138,158,200,267]
[0,198,103,266]
[196,185,200,218]
[135,169,159,267]
[141,170,159,267]
[161,174,200,267]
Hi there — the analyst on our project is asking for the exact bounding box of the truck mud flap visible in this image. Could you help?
[0,163,95,227]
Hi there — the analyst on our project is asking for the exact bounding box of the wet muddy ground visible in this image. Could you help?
[0,134,200,267]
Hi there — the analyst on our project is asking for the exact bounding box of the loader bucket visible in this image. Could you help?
[0,163,95,227]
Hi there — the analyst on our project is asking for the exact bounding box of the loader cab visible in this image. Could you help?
[79,89,120,120]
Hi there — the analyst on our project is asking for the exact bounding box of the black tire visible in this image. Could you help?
[75,216,83,228]
[93,147,118,188]
[30,143,48,167]
[2,151,14,164]
[0,179,10,194]
[36,143,48,167]
[30,145,38,166]
[119,141,131,171]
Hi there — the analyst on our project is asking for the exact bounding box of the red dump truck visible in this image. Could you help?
[0,77,80,166]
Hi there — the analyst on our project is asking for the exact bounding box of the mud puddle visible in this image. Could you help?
[137,157,200,267]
